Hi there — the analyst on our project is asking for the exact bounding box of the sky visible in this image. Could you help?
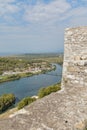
[0,0,87,54]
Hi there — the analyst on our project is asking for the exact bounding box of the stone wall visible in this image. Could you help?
[62,26,87,88]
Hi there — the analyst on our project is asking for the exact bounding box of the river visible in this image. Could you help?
[0,64,62,102]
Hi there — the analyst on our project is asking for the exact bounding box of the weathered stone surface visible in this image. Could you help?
[0,26,87,130]
[62,26,87,87]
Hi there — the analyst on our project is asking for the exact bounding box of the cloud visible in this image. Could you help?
[0,0,87,53]
[60,6,87,20]
[22,0,87,27]
[24,0,71,23]
[0,0,87,26]
[0,0,15,3]
[0,0,19,22]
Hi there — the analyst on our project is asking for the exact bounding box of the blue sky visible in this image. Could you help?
[0,0,87,53]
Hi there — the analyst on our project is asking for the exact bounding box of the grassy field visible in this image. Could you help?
[16,53,63,64]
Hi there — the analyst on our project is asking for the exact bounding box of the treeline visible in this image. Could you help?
[0,94,15,113]
[0,57,31,74]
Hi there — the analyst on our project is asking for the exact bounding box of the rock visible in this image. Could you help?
[75,121,86,130]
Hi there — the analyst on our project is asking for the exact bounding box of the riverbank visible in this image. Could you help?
[0,64,56,83]
[0,63,62,105]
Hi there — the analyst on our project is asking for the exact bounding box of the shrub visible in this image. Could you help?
[38,83,61,98]
[17,97,36,110]
[0,93,15,113]
[0,71,3,75]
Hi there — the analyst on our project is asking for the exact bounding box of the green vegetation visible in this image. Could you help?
[0,57,30,73]
[38,83,61,98]
[0,94,15,113]
[84,125,87,130]
[0,54,62,73]
[17,97,36,110]
[0,74,21,83]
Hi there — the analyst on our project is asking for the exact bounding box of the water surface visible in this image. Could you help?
[0,64,62,102]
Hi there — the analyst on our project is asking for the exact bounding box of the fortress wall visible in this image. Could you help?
[62,27,87,88]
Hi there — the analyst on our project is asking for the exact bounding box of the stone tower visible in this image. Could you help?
[62,27,87,88]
